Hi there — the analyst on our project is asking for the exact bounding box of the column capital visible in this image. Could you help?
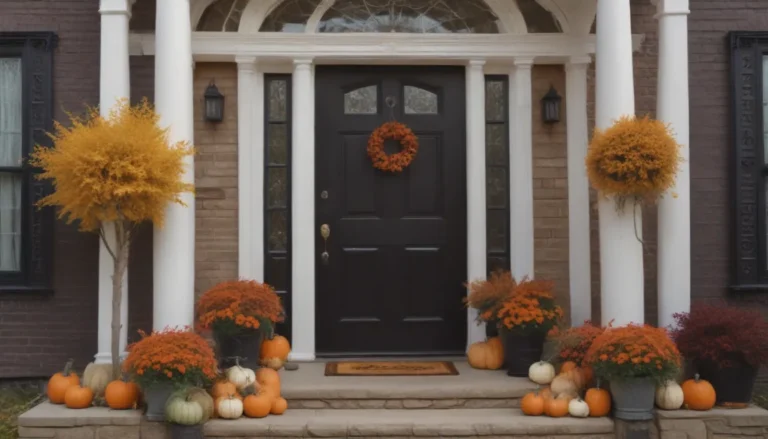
[293,58,314,68]
[467,59,486,68]
[99,0,133,16]
[566,55,592,68]
[652,0,690,17]
[513,57,535,68]
[236,56,258,72]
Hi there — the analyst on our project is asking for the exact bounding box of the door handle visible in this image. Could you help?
[320,224,330,265]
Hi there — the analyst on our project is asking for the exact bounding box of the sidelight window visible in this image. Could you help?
[485,76,510,274]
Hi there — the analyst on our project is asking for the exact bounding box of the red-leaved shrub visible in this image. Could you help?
[671,303,768,369]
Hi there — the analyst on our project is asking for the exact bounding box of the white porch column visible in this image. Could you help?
[655,0,691,328]
[595,0,644,326]
[565,56,592,326]
[509,58,535,280]
[95,0,131,363]
[290,58,315,361]
[466,60,487,347]
[236,57,265,282]
[153,0,195,329]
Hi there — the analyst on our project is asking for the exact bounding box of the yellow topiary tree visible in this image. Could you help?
[30,99,194,381]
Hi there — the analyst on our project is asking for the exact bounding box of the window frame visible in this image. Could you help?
[0,32,56,294]
[484,75,510,274]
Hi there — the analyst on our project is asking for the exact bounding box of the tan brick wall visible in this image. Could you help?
[193,63,239,295]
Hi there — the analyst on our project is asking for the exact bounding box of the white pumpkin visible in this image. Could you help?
[655,380,684,410]
[217,396,244,419]
[82,363,113,397]
[165,396,204,426]
[568,398,590,418]
[528,361,556,385]
[227,364,256,390]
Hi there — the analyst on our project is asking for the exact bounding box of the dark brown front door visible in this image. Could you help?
[315,66,467,356]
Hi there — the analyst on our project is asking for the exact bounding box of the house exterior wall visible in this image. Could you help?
[0,0,765,378]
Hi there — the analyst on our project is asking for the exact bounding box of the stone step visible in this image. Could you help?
[203,409,616,438]
[281,361,536,409]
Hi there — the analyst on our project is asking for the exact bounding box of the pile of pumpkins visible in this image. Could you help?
[47,359,140,410]
[210,360,288,419]
[522,360,610,418]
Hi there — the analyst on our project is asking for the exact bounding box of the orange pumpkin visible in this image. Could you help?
[560,361,578,374]
[243,392,273,418]
[545,397,569,417]
[260,335,291,370]
[211,381,239,400]
[682,374,716,411]
[104,379,139,410]
[256,368,281,396]
[467,337,504,370]
[585,383,611,417]
[520,390,545,416]
[538,386,553,401]
[271,397,288,415]
[64,385,94,409]
[47,359,80,404]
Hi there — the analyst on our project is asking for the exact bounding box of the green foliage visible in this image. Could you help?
[0,388,42,439]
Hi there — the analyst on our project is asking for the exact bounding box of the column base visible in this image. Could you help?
[287,352,316,362]
[93,352,129,365]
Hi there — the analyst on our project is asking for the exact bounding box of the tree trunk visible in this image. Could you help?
[111,221,130,380]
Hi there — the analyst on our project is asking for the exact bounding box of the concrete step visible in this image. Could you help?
[281,361,537,409]
[203,408,615,438]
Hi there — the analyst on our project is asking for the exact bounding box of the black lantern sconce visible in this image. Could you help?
[541,85,562,124]
[204,81,224,123]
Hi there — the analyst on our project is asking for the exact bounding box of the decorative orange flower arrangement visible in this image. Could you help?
[586,116,681,210]
[123,328,217,389]
[465,269,517,324]
[367,121,419,173]
[583,324,681,383]
[495,277,563,335]
[196,280,285,337]
[552,321,605,366]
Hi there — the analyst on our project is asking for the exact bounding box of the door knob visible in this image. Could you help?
[321,224,330,240]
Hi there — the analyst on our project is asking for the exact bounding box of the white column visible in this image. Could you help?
[655,0,691,328]
[236,57,265,282]
[95,0,131,363]
[509,58,535,280]
[466,60,487,346]
[153,0,195,330]
[596,0,644,326]
[566,56,592,326]
[290,59,315,361]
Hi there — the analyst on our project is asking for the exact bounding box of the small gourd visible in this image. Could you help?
[186,387,215,422]
[681,374,716,411]
[545,397,569,417]
[217,395,244,419]
[256,367,281,396]
[226,358,256,390]
[550,370,583,397]
[655,380,684,410]
[467,337,504,370]
[64,385,94,409]
[568,398,590,418]
[243,392,273,418]
[48,359,80,404]
[584,381,611,417]
[211,380,238,400]
[82,363,113,397]
[271,397,288,415]
[520,387,546,416]
[560,361,578,374]
[260,335,292,370]
[166,394,204,426]
[528,361,556,385]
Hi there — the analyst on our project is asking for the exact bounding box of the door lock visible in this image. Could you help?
[320,224,330,265]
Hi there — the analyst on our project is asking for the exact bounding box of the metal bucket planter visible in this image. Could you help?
[499,329,546,377]
[609,377,655,420]
[169,424,204,439]
[213,330,263,370]
[143,383,174,422]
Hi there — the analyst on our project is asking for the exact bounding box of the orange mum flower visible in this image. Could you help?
[196,280,285,336]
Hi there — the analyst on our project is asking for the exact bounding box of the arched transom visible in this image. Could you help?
[195,0,564,34]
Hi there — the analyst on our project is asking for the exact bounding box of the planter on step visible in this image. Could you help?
[609,377,655,420]
[143,383,174,422]
[485,319,499,338]
[696,360,757,407]
[213,329,263,370]
[499,328,546,377]
[169,424,204,439]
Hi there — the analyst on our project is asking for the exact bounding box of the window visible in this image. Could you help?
[344,85,378,114]
[485,76,509,274]
[0,32,56,292]
[404,85,438,115]
[265,75,292,337]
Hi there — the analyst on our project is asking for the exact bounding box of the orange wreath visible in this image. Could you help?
[367,121,419,173]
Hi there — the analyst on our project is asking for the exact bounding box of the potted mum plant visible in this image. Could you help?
[671,303,768,406]
[123,328,217,421]
[465,270,517,338]
[552,321,604,370]
[164,387,214,439]
[495,277,563,377]
[196,280,285,370]
[584,324,681,420]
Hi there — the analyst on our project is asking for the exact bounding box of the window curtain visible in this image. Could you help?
[0,59,23,272]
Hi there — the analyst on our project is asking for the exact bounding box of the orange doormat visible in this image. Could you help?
[324,361,459,376]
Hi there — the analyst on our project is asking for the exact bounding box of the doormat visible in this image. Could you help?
[324,361,459,376]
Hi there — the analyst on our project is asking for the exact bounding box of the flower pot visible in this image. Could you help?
[143,383,174,422]
[169,424,204,439]
[697,360,758,406]
[609,377,655,420]
[485,320,499,338]
[213,330,263,370]
[499,329,546,377]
